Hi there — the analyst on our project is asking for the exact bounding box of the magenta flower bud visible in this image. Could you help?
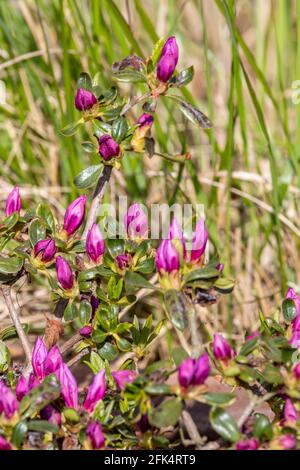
[190,219,208,263]
[5,187,21,217]
[284,399,298,422]
[124,203,148,239]
[40,405,62,427]
[86,223,105,263]
[83,369,106,413]
[155,239,180,274]
[56,363,78,409]
[0,382,18,418]
[192,352,210,385]
[32,337,47,380]
[293,363,300,379]
[98,134,120,161]
[44,346,63,375]
[156,36,179,83]
[136,414,150,433]
[213,334,235,361]
[112,370,137,391]
[236,438,259,450]
[34,238,56,263]
[75,88,97,111]
[115,253,130,270]
[0,435,12,450]
[90,295,99,319]
[178,357,195,388]
[137,113,154,128]
[279,434,296,450]
[86,421,105,449]
[56,256,74,290]
[80,325,93,338]
[63,195,86,236]
[15,375,29,401]
[217,263,224,272]
[168,217,186,258]
[286,287,300,316]
[28,373,40,390]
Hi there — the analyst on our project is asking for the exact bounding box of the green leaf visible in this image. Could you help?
[111,117,128,143]
[282,298,297,323]
[148,398,182,427]
[27,420,59,434]
[145,384,171,395]
[203,393,236,407]
[77,72,93,91]
[107,238,125,258]
[0,323,29,341]
[19,374,61,419]
[124,271,155,292]
[214,277,235,293]
[78,300,92,326]
[91,329,107,344]
[12,421,28,448]
[64,302,78,322]
[61,118,84,136]
[239,337,259,356]
[171,66,194,87]
[115,337,132,352]
[29,219,46,246]
[0,340,9,372]
[81,141,96,153]
[167,95,212,129]
[0,255,23,275]
[88,351,106,373]
[36,204,56,233]
[183,267,220,284]
[209,407,241,443]
[164,289,187,331]
[98,342,118,361]
[113,69,146,83]
[253,413,273,440]
[136,258,155,274]
[74,165,102,189]
[149,37,165,69]
[263,364,284,384]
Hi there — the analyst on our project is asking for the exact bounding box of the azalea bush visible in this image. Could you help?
[1,36,300,451]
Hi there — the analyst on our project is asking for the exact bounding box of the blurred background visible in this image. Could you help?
[0,0,299,342]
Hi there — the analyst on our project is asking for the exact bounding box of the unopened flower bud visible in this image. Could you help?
[15,376,29,401]
[190,218,208,263]
[86,223,105,264]
[80,325,93,338]
[112,370,137,391]
[98,134,120,161]
[236,438,259,450]
[156,36,179,83]
[56,256,74,290]
[0,381,18,419]
[83,369,106,413]
[213,334,235,361]
[115,254,130,270]
[0,435,12,450]
[33,238,56,263]
[63,195,86,236]
[86,420,105,449]
[56,363,78,409]
[155,239,180,274]
[41,405,62,427]
[5,187,21,217]
[44,346,63,375]
[32,337,47,380]
[124,203,148,239]
[75,88,97,111]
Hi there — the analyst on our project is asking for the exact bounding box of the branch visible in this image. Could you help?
[67,348,89,368]
[1,285,32,365]
[81,165,112,240]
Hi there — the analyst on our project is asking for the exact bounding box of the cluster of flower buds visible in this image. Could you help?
[5,187,21,217]
[178,353,210,389]
[286,288,300,347]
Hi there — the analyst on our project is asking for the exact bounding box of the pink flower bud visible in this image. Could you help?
[56,363,78,409]
[86,421,105,449]
[112,370,137,391]
[32,337,47,380]
[63,195,86,236]
[190,218,208,263]
[98,134,120,161]
[0,435,12,450]
[44,346,63,375]
[86,223,105,263]
[236,438,259,450]
[192,352,210,385]
[293,363,300,379]
[213,334,235,361]
[178,357,195,388]
[115,254,130,270]
[124,203,148,239]
[5,187,21,217]
[56,256,74,290]
[286,287,300,316]
[137,113,154,128]
[217,263,224,272]
[279,434,296,450]
[83,369,106,413]
[168,217,186,258]
[284,399,298,422]
[289,331,300,348]
[0,381,18,418]
[15,375,29,401]
[80,325,93,338]
[75,88,97,111]
[40,405,62,427]
[155,239,180,273]
[28,373,40,390]
[156,36,179,83]
[34,238,56,263]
